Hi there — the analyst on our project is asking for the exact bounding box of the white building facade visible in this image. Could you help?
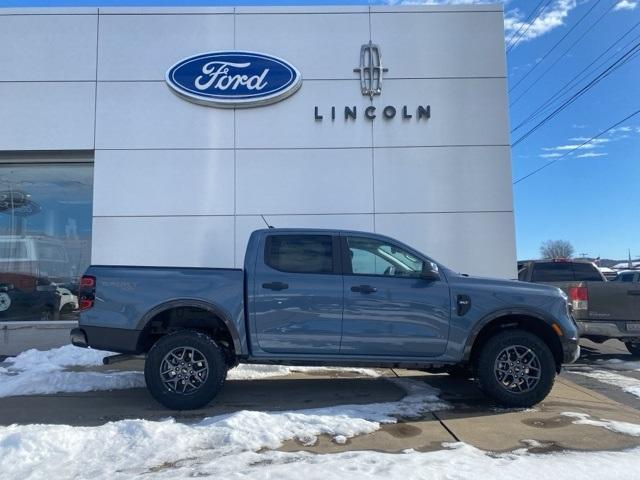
[0,4,515,350]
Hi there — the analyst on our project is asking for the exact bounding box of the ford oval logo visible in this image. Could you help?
[166,51,302,108]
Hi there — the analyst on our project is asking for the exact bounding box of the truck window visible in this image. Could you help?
[265,235,334,274]
[530,262,574,282]
[620,273,635,283]
[346,236,424,277]
[572,262,604,281]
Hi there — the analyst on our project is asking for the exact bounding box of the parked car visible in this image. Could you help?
[0,273,59,321]
[612,270,640,283]
[72,229,579,410]
[518,259,640,356]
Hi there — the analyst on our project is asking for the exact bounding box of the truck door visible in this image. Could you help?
[339,235,450,357]
[251,233,343,354]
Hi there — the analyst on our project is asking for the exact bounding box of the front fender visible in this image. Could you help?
[461,307,560,362]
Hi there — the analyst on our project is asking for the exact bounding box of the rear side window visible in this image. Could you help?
[573,263,604,281]
[530,262,574,282]
[265,235,334,274]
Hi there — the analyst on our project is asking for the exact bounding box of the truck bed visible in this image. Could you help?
[79,265,247,354]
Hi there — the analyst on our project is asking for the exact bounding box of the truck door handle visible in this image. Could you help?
[351,284,377,294]
[628,290,640,296]
[262,282,289,291]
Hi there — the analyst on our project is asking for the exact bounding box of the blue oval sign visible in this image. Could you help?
[166,51,302,108]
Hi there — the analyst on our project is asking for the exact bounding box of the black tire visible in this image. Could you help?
[625,341,640,357]
[144,330,227,410]
[475,329,556,408]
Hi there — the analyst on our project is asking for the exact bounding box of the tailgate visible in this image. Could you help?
[586,282,640,322]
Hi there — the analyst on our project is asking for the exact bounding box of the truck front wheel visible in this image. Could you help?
[475,329,556,408]
[145,330,227,410]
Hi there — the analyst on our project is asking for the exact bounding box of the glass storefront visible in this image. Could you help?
[0,163,93,322]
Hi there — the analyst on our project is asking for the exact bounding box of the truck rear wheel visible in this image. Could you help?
[145,330,227,410]
[475,329,556,408]
[624,341,640,357]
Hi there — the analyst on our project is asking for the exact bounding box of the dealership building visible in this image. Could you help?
[0,4,514,354]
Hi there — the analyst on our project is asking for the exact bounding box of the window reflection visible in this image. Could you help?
[0,164,93,321]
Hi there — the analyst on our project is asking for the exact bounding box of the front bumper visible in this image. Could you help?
[577,320,640,340]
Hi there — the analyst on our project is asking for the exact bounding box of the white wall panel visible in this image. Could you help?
[374,146,513,213]
[235,214,374,266]
[236,148,373,215]
[235,80,372,149]
[92,216,235,267]
[0,82,95,150]
[98,14,234,81]
[371,12,506,78]
[235,13,369,79]
[375,212,517,279]
[95,81,234,149]
[0,14,97,81]
[94,150,234,216]
[371,78,509,147]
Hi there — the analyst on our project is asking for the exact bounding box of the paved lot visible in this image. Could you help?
[562,338,640,410]
[3,341,640,455]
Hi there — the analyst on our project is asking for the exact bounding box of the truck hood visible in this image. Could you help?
[445,270,565,297]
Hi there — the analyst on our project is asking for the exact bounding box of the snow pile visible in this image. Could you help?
[0,378,449,479]
[228,364,380,380]
[562,412,640,437]
[595,358,640,371]
[571,369,640,399]
[0,345,144,397]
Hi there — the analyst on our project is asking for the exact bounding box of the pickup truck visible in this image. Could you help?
[518,259,640,356]
[71,229,579,410]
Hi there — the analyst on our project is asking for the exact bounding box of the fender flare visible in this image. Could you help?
[461,307,558,363]
[136,298,243,354]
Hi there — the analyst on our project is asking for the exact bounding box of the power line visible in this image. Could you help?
[513,108,640,185]
[512,40,640,147]
[509,0,619,108]
[511,21,640,133]
[509,0,604,93]
[506,0,552,52]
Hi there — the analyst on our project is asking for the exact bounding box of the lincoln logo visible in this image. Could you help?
[313,42,431,123]
[354,41,388,98]
[166,51,302,108]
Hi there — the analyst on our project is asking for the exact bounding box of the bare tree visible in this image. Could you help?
[540,240,574,259]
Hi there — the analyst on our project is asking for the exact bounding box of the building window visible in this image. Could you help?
[0,163,93,322]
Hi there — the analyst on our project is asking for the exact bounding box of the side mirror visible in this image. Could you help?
[421,261,440,281]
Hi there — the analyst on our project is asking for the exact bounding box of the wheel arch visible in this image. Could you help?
[135,299,242,359]
[463,309,564,373]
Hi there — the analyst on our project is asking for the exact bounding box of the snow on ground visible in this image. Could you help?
[562,412,640,437]
[228,364,380,380]
[571,369,640,399]
[594,358,640,371]
[0,345,144,397]
[0,347,382,397]
[0,377,449,479]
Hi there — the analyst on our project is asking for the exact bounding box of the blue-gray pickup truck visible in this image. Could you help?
[71,228,580,410]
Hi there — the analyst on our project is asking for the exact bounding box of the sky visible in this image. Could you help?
[2,0,639,260]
